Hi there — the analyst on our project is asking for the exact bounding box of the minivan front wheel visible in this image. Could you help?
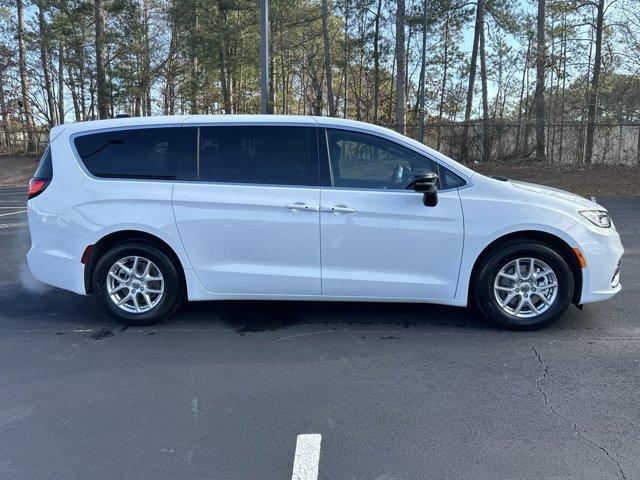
[93,242,182,326]
[475,242,574,330]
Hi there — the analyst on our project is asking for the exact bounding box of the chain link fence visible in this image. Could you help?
[394,122,640,166]
[2,122,639,166]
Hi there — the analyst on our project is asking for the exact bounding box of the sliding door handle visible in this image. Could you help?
[285,203,320,212]
[323,205,357,214]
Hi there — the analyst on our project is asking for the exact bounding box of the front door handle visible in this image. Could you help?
[285,203,320,212]
[323,205,357,214]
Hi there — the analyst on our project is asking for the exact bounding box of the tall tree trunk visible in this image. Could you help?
[141,0,151,116]
[220,47,232,113]
[66,61,81,121]
[94,0,109,119]
[547,16,555,162]
[164,17,177,115]
[417,0,428,143]
[58,39,65,124]
[535,0,546,162]
[388,49,396,122]
[356,20,364,121]
[37,2,56,127]
[395,0,406,135]
[0,68,11,151]
[515,34,531,157]
[436,12,450,150]
[479,16,490,162]
[342,0,349,118]
[372,0,382,123]
[219,8,233,114]
[460,0,484,162]
[321,0,335,116]
[558,20,567,164]
[637,127,640,166]
[584,0,605,165]
[17,0,36,151]
[190,3,199,114]
[269,54,275,113]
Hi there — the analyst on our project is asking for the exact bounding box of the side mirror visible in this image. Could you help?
[406,172,438,207]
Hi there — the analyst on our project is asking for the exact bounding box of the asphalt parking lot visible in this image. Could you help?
[1,185,639,480]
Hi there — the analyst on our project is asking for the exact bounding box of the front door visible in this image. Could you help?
[320,128,464,300]
[173,125,321,296]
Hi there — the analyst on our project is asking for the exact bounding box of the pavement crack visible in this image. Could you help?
[531,345,626,480]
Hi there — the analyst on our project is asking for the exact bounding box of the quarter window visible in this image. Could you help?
[74,127,180,179]
[34,147,53,179]
[197,126,313,186]
[326,129,464,190]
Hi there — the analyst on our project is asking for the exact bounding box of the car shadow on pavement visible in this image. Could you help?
[178,299,499,334]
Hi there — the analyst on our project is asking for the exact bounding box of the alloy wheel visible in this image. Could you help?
[106,256,164,313]
[493,257,558,318]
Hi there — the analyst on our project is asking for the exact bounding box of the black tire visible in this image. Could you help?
[474,241,574,330]
[93,242,183,326]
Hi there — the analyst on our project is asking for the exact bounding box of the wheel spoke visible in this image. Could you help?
[145,288,162,294]
[116,293,131,306]
[536,269,553,281]
[501,292,518,307]
[495,285,515,292]
[142,292,152,307]
[513,296,526,315]
[533,292,551,305]
[538,282,557,291]
[116,261,132,275]
[498,272,518,281]
[142,260,151,277]
[110,284,127,295]
[515,259,522,279]
[132,293,140,312]
[526,298,539,314]
[528,258,535,279]
[109,271,124,281]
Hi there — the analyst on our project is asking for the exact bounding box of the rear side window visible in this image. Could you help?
[197,126,313,186]
[34,147,53,179]
[73,127,180,179]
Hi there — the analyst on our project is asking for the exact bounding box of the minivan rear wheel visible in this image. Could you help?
[474,242,574,330]
[93,242,183,326]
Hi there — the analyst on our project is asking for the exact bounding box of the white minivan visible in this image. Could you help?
[27,115,623,330]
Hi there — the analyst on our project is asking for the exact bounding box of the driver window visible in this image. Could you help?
[326,128,439,190]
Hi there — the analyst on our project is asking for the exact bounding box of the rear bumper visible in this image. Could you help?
[568,221,624,305]
[27,204,89,295]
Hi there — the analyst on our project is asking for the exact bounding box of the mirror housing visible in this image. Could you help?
[406,172,438,207]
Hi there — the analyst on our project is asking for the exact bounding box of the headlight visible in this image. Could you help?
[580,210,611,228]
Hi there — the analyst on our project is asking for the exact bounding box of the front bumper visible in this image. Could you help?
[568,220,624,304]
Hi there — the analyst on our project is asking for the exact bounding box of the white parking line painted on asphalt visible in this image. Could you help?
[291,434,322,480]
[0,223,27,229]
[0,210,27,217]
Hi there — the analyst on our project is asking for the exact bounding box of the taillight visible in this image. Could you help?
[28,178,50,199]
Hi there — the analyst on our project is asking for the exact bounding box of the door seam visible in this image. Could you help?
[319,188,324,295]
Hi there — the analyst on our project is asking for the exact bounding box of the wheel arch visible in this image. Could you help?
[84,230,187,295]
[468,230,583,306]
